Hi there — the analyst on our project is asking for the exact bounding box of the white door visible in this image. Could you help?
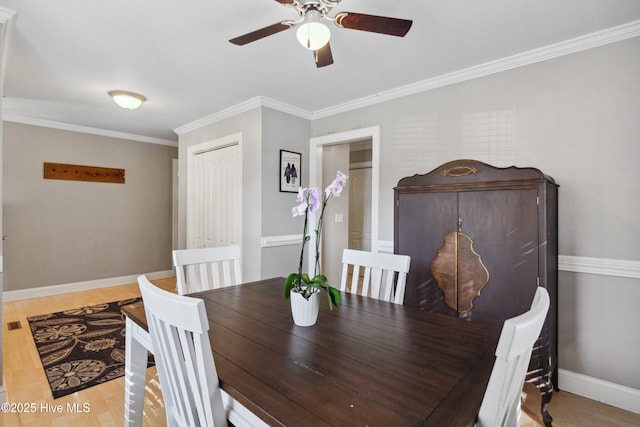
[348,167,372,251]
[189,142,241,249]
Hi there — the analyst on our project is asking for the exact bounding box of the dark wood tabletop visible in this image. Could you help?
[123,277,500,427]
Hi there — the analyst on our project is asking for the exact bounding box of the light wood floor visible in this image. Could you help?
[3,279,640,426]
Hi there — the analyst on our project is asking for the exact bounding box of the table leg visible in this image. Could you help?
[124,317,150,427]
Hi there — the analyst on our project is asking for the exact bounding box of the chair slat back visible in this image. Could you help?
[340,249,411,304]
[173,246,242,295]
[138,275,228,427]
[477,287,550,427]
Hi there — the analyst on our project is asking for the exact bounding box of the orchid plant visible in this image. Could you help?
[284,170,348,309]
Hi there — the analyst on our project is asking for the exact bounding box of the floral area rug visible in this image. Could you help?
[27,298,154,399]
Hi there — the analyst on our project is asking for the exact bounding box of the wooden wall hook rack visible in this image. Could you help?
[43,162,125,184]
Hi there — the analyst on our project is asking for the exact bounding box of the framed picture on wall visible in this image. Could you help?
[280,150,301,193]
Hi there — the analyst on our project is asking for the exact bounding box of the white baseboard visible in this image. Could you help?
[2,270,175,302]
[558,369,640,414]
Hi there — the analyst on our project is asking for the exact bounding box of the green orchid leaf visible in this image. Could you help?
[284,273,300,299]
[329,287,341,307]
[310,274,328,287]
[325,291,334,310]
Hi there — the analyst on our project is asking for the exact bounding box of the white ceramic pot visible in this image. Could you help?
[290,290,320,327]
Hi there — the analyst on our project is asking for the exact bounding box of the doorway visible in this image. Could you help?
[308,126,380,281]
[348,139,372,252]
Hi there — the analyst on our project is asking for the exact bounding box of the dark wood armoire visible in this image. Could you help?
[394,159,558,426]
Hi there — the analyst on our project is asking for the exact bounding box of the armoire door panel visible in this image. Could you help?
[396,191,458,315]
[458,189,539,323]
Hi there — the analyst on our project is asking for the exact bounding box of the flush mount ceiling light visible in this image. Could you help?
[108,90,146,110]
[296,9,330,50]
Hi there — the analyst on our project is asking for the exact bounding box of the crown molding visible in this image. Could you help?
[3,114,178,147]
[176,20,640,128]
[8,19,637,143]
[0,6,16,22]
[262,97,313,120]
[174,97,262,135]
[174,96,312,135]
[311,19,640,119]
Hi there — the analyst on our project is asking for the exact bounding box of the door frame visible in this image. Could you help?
[0,8,16,405]
[172,158,178,250]
[308,126,380,274]
[186,133,243,249]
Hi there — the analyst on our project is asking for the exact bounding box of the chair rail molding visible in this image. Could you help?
[382,240,640,280]
[558,255,640,279]
[378,240,394,254]
[261,234,303,248]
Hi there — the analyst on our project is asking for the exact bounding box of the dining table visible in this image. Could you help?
[122,276,501,427]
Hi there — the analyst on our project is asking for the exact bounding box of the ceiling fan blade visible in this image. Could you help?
[314,43,334,68]
[273,0,295,4]
[229,22,293,46]
[335,12,412,37]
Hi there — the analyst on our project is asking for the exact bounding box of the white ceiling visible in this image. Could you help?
[1,0,639,143]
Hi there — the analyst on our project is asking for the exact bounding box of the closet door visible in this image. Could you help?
[458,188,539,323]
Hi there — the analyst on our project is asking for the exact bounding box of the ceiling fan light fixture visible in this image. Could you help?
[296,10,330,50]
[108,90,146,110]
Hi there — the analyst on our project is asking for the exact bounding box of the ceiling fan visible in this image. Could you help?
[229,0,413,68]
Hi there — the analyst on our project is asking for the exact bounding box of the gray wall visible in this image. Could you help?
[260,107,310,279]
[178,108,263,282]
[3,122,177,291]
[309,37,640,389]
[178,107,311,283]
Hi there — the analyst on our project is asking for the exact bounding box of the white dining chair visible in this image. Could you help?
[138,275,266,427]
[339,248,411,305]
[173,246,242,295]
[476,286,550,427]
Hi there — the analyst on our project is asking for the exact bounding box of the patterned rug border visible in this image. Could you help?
[27,297,153,399]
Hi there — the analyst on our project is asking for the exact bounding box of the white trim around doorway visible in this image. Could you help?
[308,126,380,274]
